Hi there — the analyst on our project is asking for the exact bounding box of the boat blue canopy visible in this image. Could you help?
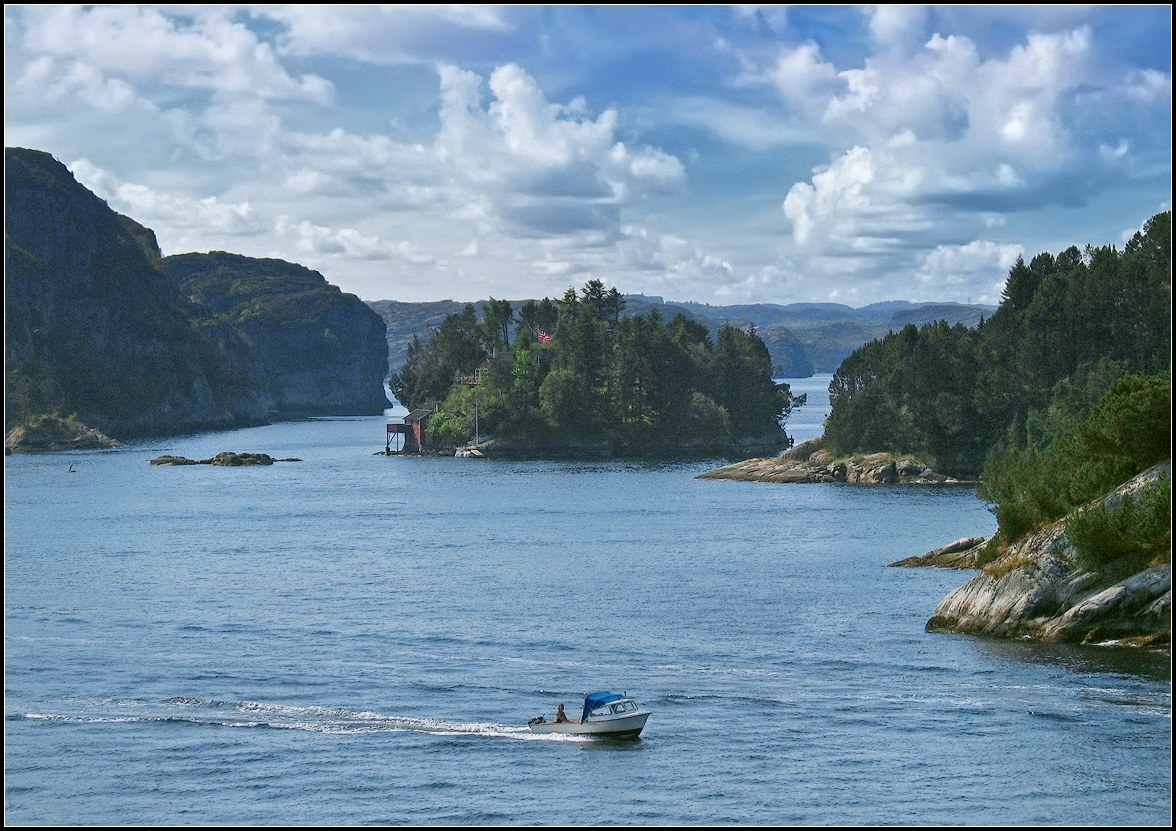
[581,691,623,723]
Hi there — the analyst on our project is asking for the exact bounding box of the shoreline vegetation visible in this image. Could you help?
[920,462,1170,649]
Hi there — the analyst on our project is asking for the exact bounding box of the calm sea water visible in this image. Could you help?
[4,377,1170,825]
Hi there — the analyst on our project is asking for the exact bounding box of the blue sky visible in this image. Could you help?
[4,5,1171,306]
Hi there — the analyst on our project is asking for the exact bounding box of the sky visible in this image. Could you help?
[4,5,1171,307]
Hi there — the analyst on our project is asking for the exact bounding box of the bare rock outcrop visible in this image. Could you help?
[925,462,1171,647]
[696,436,966,485]
[890,536,989,569]
[149,451,301,466]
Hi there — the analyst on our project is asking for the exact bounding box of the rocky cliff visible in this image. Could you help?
[925,462,1171,647]
[164,252,388,417]
[5,146,389,441]
[4,147,271,437]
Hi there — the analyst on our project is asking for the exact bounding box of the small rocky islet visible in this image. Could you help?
[695,436,966,485]
[148,451,301,466]
[4,417,121,453]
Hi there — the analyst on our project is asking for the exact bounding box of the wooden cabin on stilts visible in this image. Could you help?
[385,408,434,454]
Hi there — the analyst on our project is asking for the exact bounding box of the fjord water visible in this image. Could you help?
[5,377,1170,825]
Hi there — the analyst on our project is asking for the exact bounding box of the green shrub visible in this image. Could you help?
[980,370,1171,545]
[1065,477,1171,573]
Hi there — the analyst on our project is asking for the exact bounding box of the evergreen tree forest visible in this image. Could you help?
[824,210,1171,552]
[390,280,802,455]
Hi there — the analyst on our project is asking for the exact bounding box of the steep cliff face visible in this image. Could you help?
[5,146,390,441]
[164,252,389,416]
[926,462,1171,647]
[4,147,272,436]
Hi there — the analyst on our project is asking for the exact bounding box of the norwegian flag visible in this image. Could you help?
[537,328,552,343]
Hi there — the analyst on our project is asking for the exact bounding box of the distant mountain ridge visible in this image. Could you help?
[4,146,388,441]
[368,295,996,379]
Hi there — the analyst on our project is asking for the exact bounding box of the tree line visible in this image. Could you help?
[824,210,1170,555]
[390,279,802,453]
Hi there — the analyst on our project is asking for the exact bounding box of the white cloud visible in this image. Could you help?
[915,240,1023,301]
[69,158,261,236]
[434,62,684,235]
[617,226,741,299]
[864,5,928,50]
[764,22,1122,301]
[15,56,143,112]
[1122,68,1172,102]
[751,42,840,116]
[257,4,515,65]
[6,6,1167,306]
[15,5,332,103]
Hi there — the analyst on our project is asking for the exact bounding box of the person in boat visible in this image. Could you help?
[555,703,569,723]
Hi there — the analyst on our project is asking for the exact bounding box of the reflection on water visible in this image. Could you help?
[968,634,1170,680]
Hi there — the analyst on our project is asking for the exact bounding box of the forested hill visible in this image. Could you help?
[368,296,995,380]
[824,210,1170,477]
[845,211,1171,649]
[4,146,388,442]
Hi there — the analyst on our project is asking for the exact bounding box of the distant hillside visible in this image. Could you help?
[4,146,388,441]
[677,299,994,373]
[369,295,994,381]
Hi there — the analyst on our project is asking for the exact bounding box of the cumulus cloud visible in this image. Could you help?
[915,240,1023,302]
[617,226,741,299]
[434,62,685,236]
[864,5,928,50]
[6,5,1166,305]
[764,22,1130,298]
[15,55,143,112]
[14,5,332,103]
[69,158,262,236]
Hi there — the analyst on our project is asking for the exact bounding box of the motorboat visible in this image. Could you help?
[528,691,651,738]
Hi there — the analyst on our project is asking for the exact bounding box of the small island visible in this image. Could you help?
[696,436,964,484]
[388,279,805,459]
[149,452,301,466]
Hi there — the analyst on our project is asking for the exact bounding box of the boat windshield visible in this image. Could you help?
[582,691,624,722]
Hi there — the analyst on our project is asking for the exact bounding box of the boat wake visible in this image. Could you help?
[14,696,590,742]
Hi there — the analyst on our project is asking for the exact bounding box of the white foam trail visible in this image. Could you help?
[21,698,594,741]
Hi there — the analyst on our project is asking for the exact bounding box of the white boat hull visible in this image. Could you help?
[528,710,650,738]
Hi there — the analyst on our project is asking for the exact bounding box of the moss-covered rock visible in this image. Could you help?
[5,415,120,452]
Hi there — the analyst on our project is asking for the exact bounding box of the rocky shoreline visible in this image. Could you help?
[695,436,968,484]
[889,535,989,569]
[5,417,120,453]
[915,462,1171,648]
